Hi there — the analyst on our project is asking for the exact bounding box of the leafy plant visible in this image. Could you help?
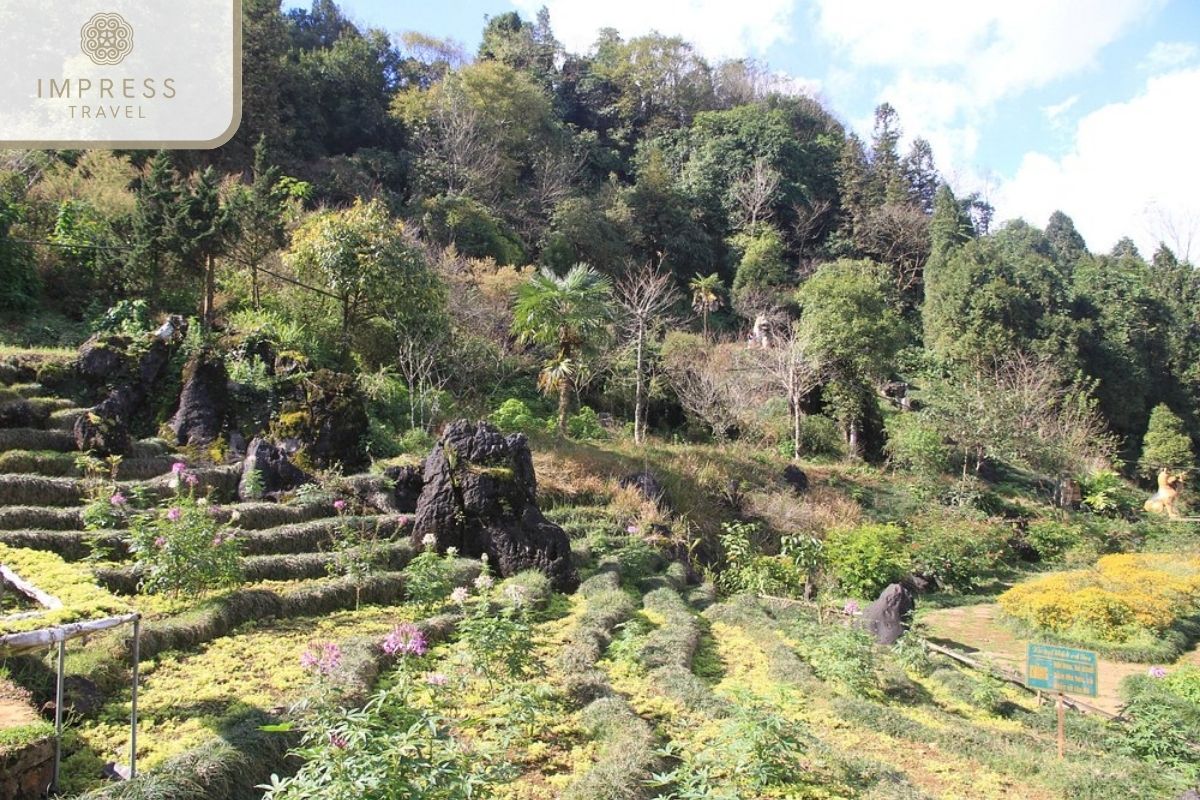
[402,535,455,611]
[824,523,911,599]
[456,566,537,686]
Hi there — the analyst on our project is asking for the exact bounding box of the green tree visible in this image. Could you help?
[1139,404,1195,475]
[0,191,37,310]
[797,259,905,454]
[731,224,789,299]
[171,167,239,326]
[229,136,288,308]
[128,151,183,305]
[512,264,614,434]
[689,272,724,341]
[1044,210,1088,271]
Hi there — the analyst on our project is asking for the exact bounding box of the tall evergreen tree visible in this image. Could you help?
[229,136,287,308]
[128,151,183,303]
[1045,210,1088,271]
[171,167,239,326]
[1139,403,1196,474]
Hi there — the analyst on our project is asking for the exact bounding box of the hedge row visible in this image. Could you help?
[233,514,410,556]
[557,567,637,704]
[637,587,729,717]
[221,502,331,531]
[93,541,418,594]
[0,529,124,561]
[0,506,87,531]
[0,451,176,480]
[561,697,658,800]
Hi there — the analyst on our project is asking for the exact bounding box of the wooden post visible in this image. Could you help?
[52,639,65,790]
[1056,692,1065,759]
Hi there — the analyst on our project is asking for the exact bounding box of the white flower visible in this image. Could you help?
[480,553,489,563]
[474,574,494,592]
[504,584,528,608]
[445,546,458,558]
[421,533,436,548]
[196,498,208,507]
[168,477,180,491]
[450,586,470,605]
[230,510,241,522]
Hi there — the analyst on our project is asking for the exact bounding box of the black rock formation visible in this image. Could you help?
[412,420,579,592]
[863,583,915,645]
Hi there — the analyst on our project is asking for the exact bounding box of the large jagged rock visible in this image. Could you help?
[782,464,809,494]
[238,437,313,500]
[383,464,424,513]
[77,334,133,385]
[862,583,915,645]
[74,318,184,456]
[171,350,228,446]
[412,420,579,592]
[271,369,369,472]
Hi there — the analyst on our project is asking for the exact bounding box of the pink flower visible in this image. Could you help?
[333,499,347,512]
[1148,666,1168,679]
[328,732,348,749]
[450,586,470,606]
[110,492,127,507]
[166,507,182,522]
[626,525,638,534]
[212,534,225,547]
[154,536,167,548]
[425,672,448,687]
[382,622,427,657]
[185,473,200,487]
[473,574,494,592]
[843,600,861,616]
[171,462,187,475]
[300,641,342,676]
[399,515,411,526]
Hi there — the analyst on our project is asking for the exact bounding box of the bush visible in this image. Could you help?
[1114,675,1200,777]
[998,553,1200,649]
[825,524,911,599]
[801,622,877,696]
[1079,470,1143,518]
[797,414,844,458]
[907,515,1010,592]
[1024,519,1085,562]
[566,405,606,440]
[885,413,951,477]
[717,520,807,597]
[489,398,543,434]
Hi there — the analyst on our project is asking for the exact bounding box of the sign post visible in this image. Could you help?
[1025,643,1098,759]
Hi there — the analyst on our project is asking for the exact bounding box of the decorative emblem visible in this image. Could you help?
[80,12,133,66]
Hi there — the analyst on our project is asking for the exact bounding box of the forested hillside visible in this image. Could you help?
[2,3,1200,799]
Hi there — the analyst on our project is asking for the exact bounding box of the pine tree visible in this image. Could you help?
[128,151,183,302]
[1139,404,1196,474]
[1045,210,1088,270]
[171,167,238,327]
[229,136,286,308]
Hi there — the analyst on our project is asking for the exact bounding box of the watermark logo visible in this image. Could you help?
[80,12,134,66]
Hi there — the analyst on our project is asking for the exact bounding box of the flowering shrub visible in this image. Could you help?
[998,554,1200,643]
[403,535,456,610]
[126,469,241,597]
[456,562,536,685]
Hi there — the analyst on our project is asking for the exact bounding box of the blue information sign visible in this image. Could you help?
[1026,643,1098,697]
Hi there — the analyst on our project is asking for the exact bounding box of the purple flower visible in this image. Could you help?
[382,622,427,657]
[300,642,342,676]
[185,473,199,487]
[333,499,347,513]
[843,600,861,616]
[1148,666,1168,679]
[110,492,127,507]
[425,672,448,687]
[328,732,348,749]
[171,462,187,475]
[399,514,411,526]
[166,507,182,522]
[154,536,167,548]
[626,525,639,534]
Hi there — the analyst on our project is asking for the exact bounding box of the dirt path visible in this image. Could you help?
[920,603,1189,715]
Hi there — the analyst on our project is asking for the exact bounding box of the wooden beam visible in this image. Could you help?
[0,564,63,610]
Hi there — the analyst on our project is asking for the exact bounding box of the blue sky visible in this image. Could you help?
[287,0,1200,257]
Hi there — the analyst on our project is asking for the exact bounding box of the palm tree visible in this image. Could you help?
[513,265,614,434]
[689,273,724,341]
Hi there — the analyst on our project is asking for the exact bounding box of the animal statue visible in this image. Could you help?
[1144,469,1186,518]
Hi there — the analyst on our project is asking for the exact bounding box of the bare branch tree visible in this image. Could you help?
[746,321,823,459]
[394,329,451,433]
[730,157,781,230]
[617,262,681,444]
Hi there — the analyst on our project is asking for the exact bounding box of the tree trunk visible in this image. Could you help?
[847,419,860,458]
[702,309,710,342]
[202,254,216,327]
[792,395,802,461]
[634,329,646,445]
[557,378,570,435]
[251,262,260,309]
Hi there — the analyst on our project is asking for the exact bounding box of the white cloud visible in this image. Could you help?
[994,67,1200,256]
[1140,41,1198,71]
[811,0,1162,180]
[511,0,798,60]
[1043,95,1079,124]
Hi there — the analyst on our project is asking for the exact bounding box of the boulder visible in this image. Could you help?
[782,464,809,494]
[412,420,578,592]
[171,351,228,446]
[383,464,424,513]
[74,318,184,456]
[271,369,369,472]
[862,583,915,645]
[239,438,313,500]
[619,471,668,509]
[76,334,132,385]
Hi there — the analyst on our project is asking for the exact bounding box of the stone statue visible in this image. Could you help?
[1144,469,1186,518]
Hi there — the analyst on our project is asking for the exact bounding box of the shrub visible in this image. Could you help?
[489,398,543,434]
[1114,674,1200,777]
[1079,470,1143,518]
[824,523,911,599]
[797,414,844,458]
[402,535,456,611]
[884,413,951,477]
[800,623,878,696]
[1024,519,1085,562]
[907,515,1010,592]
[717,520,806,597]
[566,405,606,440]
[998,553,1200,648]
[456,564,537,685]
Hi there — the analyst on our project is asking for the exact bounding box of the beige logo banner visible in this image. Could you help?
[0,0,241,148]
